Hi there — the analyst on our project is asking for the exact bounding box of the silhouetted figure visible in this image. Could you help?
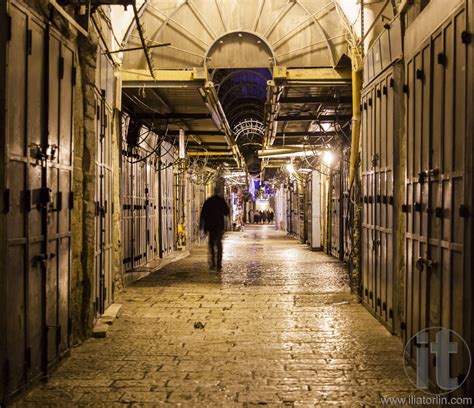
[269,211,274,223]
[265,209,270,223]
[199,192,230,270]
[254,212,260,223]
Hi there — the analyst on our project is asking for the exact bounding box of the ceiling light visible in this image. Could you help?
[320,122,332,132]
[286,163,295,173]
[322,151,334,167]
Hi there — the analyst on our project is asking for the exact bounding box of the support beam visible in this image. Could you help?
[120,68,207,86]
[276,114,352,122]
[275,131,338,137]
[66,0,135,4]
[188,148,231,153]
[131,113,211,120]
[133,3,154,78]
[187,152,233,156]
[273,66,352,84]
[187,142,229,147]
[166,130,224,136]
[279,96,352,104]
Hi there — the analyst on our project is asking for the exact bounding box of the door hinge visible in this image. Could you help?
[33,253,55,268]
[400,321,406,331]
[414,202,423,212]
[25,347,31,368]
[39,188,52,206]
[6,14,11,41]
[22,189,32,212]
[58,56,64,80]
[26,29,32,55]
[461,31,472,44]
[3,189,10,213]
[56,191,63,212]
[437,53,447,66]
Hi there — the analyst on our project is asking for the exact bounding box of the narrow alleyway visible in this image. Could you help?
[16,226,420,406]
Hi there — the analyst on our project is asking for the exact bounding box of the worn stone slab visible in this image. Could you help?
[15,225,425,406]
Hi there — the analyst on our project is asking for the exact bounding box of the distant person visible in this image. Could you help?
[254,212,260,223]
[265,209,271,223]
[269,211,274,223]
[199,190,230,271]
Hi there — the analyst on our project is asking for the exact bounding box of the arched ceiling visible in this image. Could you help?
[118,0,397,179]
[122,0,354,70]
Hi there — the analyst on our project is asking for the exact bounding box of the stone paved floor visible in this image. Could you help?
[15,225,422,407]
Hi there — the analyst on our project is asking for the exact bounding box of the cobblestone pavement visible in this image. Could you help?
[16,225,422,407]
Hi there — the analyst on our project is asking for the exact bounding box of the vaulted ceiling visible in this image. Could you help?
[118,0,394,179]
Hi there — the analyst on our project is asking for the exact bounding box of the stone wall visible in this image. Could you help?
[72,30,99,340]
[15,0,124,341]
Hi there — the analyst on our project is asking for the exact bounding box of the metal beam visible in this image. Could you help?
[68,0,135,4]
[188,148,231,152]
[276,114,351,122]
[120,68,207,85]
[49,0,89,37]
[187,152,233,156]
[279,96,352,104]
[132,3,154,78]
[166,130,224,136]
[131,113,211,120]
[108,43,170,54]
[275,131,338,137]
[273,66,352,83]
[187,142,229,146]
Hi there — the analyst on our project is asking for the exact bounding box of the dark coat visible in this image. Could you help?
[199,195,230,232]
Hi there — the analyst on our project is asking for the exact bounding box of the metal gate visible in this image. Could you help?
[146,156,159,261]
[403,3,472,388]
[93,51,114,318]
[160,141,175,257]
[121,142,160,273]
[0,3,74,399]
[342,149,352,263]
[361,64,402,331]
[298,185,306,243]
[185,177,205,245]
[329,167,343,259]
[306,171,322,250]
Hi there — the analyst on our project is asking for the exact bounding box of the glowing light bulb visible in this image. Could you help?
[322,151,334,167]
[286,163,295,173]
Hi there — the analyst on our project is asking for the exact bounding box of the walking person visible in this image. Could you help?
[253,211,260,224]
[199,190,230,271]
